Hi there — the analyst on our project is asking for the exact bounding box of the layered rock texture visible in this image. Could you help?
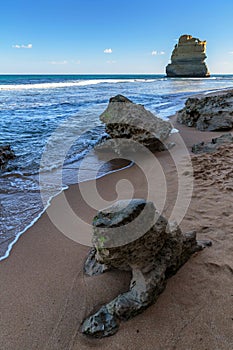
[0,145,15,169]
[99,95,172,152]
[82,199,210,338]
[177,91,233,131]
[166,34,210,77]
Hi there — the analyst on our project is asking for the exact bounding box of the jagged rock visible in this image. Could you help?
[177,91,233,131]
[82,199,211,338]
[166,34,210,77]
[99,95,172,152]
[192,133,233,154]
[0,145,15,169]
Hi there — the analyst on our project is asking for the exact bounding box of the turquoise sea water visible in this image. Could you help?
[0,74,233,260]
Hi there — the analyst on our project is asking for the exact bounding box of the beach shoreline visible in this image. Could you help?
[0,88,233,349]
[1,74,233,261]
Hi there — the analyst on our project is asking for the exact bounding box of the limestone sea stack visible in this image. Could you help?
[166,34,210,77]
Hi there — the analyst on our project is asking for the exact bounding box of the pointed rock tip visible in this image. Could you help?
[109,95,132,103]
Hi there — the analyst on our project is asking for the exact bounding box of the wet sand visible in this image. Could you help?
[0,105,233,349]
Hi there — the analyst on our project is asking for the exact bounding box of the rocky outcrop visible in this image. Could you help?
[99,95,172,152]
[0,145,15,169]
[166,34,210,77]
[82,199,211,338]
[177,91,233,131]
[192,133,233,154]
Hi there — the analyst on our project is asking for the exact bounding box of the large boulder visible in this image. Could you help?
[0,145,15,169]
[99,95,172,152]
[177,91,233,131]
[82,199,211,338]
[166,34,210,77]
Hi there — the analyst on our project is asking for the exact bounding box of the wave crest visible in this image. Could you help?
[0,79,152,91]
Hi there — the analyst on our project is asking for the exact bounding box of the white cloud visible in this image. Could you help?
[49,60,68,65]
[104,48,112,54]
[71,59,81,64]
[49,60,80,65]
[229,52,233,55]
[12,43,32,49]
[151,50,165,56]
[106,60,117,64]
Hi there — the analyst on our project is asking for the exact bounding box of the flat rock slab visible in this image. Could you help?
[192,133,233,154]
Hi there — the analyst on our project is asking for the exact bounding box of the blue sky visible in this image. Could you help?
[0,0,233,74]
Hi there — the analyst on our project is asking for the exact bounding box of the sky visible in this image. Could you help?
[0,0,233,74]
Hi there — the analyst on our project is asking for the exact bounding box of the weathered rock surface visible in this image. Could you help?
[192,133,233,154]
[166,34,210,77]
[82,199,211,338]
[177,91,233,131]
[0,145,15,169]
[99,95,172,152]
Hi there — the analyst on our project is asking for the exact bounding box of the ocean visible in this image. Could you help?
[1,74,233,260]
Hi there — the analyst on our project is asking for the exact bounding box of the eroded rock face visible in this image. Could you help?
[82,199,210,338]
[99,95,172,152]
[192,133,233,154]
[177,91,233,131]
[0,145,15,169]
[166,34,210,77]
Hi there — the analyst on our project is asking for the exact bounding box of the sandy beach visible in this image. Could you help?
[0,94,233,350]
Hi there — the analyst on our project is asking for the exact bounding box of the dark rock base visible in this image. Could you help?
[0,145,15,169]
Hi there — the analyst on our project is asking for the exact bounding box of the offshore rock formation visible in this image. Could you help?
[192,133,233,154]
[0,145,15,169]
[166,34,210,77]
[177,91,233,131]
[99,95,172,152]
[82,199,211,338]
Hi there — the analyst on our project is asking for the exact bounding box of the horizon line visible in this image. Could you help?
[0,72,232,76]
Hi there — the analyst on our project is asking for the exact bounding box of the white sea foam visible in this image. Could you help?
[0,185,68,262]
[0,161,133,262]
[0,79,150,91]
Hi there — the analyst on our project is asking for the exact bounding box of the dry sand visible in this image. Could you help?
[0,110,233,349]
